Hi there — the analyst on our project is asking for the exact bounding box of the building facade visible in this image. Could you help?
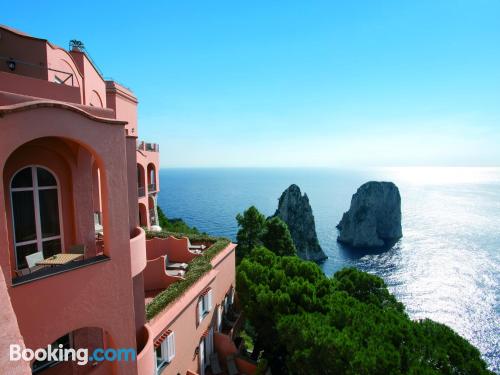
[0,25,248,375]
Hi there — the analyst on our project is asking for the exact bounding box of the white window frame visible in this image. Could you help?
[10,166,64,269]
[156,331,175,373]
[198,290,213,323]
[217,304,223,332]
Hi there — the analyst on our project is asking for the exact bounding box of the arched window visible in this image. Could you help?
[10,166,63,269]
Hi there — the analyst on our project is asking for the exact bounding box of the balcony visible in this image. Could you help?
[144,232,231,320]
[137,141,160,153]
[136,325,155,375]
[149,209,157,225]
[12,255,110,286]
[130,227,147,278]
[148,183,157,193]
[138,186,146,197]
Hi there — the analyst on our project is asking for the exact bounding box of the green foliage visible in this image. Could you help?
[145,231,230,320]
[262,216,297,256]
[236,206,266,260]
[157,206,200,234]
[334,267,404,312]
[236,206,297,259]
[237,247,493,375]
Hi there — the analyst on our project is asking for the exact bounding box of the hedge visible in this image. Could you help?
[145,231,231,320]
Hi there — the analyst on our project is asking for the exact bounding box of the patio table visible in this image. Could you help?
[36,253,84,266]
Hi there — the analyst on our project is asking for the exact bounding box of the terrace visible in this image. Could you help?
[143,231,230,319]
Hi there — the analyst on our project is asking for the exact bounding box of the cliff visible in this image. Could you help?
[273,184,327,261]
[337,181,402,248]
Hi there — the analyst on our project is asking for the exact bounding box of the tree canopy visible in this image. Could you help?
[261,216,297,256]
[237,246,493,375]
[236,206,296,259]
[236,206,267,260]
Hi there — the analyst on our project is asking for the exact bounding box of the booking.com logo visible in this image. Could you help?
[10,344,136,365]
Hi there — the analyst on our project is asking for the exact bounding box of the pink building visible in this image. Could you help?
[0,25,250,375]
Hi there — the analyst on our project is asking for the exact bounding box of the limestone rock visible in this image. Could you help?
[273,184,327,261]
[337,181,402,248]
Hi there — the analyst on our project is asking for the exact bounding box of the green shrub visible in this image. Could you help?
[145,230,231,320]
[157,206,201,234]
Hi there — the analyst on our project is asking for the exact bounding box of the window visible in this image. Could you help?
[197,289,213,324]
[32,334,71,373]
[10,166,63,269]
[156,331,175,372]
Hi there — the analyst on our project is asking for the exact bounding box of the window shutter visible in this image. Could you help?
[198,299,203,323]
[167,332,175,362]
[207,290,213,311]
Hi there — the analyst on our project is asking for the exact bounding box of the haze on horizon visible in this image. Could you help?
[5,1,500,168]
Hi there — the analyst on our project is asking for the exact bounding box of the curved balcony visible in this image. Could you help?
[136,324,155,375]
[130,227,147,277]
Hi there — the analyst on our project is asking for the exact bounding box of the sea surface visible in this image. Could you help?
[158,167,500,372]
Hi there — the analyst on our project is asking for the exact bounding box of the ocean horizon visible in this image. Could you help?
[158,166,500,372]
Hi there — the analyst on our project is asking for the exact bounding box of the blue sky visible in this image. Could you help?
[4,1,500,167]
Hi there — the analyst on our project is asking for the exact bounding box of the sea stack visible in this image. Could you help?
[337,181,402,248]
[273,184,327,261]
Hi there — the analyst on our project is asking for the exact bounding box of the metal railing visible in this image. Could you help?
[149,209,156,225]
[138,186,146,197]
[137,141,160,152]
[1,56,75,86]
[148,184,157,193]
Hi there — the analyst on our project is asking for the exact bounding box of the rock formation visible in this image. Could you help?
[273,184,327,261]
[337,181,402,248]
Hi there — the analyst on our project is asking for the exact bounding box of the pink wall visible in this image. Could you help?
[130,227,147,278]
[0,267,31,374]
[136,325,154,375]
[0,26,49,80]
[147,243,236,375]
[0,71,81,103]
[106,81,138,136]
[69,51,106,108]
[0,104,138,374]
[146,236,199,263]
[136,149,160,195]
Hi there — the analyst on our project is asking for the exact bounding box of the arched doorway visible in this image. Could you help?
[147,163,156,193]
[3,137,110,277]
[137,163,145,197]
[139,203,148,227]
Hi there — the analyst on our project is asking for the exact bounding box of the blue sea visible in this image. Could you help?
[158,167,500,372]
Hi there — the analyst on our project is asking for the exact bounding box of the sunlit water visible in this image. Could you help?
[158,167,500,372]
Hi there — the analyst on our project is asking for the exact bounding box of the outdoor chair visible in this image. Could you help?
[15,268,30,277]
[164,256,188,271]
[25,252,45,273]
[187,239,206,251]
[210,352,223,374]
[226,354,239,375]
[69,244,86,259]
[166,269,185,277]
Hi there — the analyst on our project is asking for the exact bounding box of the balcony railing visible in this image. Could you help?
[12,255,110,286]
[138,186,146,197]
[148,184,157,193]
[149,209,156,225]
[0,56,75,86]
[137,141,160,152]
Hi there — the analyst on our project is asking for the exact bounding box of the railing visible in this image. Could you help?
[138,186,145,197]
[0,56,75,86]
[148,184,157,193]
[137,141,160,152]
[149,209,156,225]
